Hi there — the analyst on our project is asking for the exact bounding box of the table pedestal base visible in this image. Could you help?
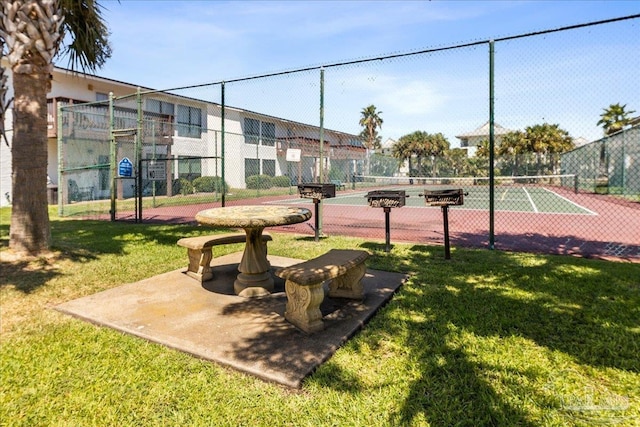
[234,272,275,295]
[234,226,275,296]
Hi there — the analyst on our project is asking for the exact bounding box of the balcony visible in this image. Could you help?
[47,97,88,138]
[276,136,366,159]
[47,97,174,144]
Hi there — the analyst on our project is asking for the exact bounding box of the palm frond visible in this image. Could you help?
[58,0,112,72]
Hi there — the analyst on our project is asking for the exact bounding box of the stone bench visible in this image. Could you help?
[177,232,272,283]
[275,249,369,333]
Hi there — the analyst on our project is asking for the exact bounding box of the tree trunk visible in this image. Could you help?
[9,69,51,254]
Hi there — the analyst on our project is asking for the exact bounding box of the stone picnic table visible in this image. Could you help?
[195,205,312,295]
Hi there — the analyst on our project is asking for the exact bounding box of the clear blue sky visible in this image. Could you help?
[57,1,640,145]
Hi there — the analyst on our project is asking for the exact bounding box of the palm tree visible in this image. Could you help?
[1,0,112,255]
[359,104,383,175]
[391,137,413,175]
[524,123,573,175]
[442,147,468,177]
[0,64,10,146]
[497,131,528,175]
[543,126,574,175]
[395,132,425,176]
[597,103,636,136]
[475,139,491,158]
[395,131,449,177]
[426,132,449,176]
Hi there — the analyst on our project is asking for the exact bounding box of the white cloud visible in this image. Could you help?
[376,80,447,116]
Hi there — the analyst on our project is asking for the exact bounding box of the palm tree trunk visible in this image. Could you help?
[10,69,51,254]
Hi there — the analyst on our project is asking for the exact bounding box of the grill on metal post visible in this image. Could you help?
[365,190,408,252]
[419,188,466,259]
[297,183,336,241]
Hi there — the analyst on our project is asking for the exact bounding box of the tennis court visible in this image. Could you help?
[109,173,638,261]
[274,174,596,216]
[254,174,639,261]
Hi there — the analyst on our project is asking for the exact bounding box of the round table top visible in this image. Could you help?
[195,205,312,229]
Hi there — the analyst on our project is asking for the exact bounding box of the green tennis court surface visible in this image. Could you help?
[277,183,596,215]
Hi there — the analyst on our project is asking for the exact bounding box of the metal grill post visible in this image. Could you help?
[420,189,465,259]
[384,207,391,252]
[442,205,451,260]
[314,198,321,242]
[365,190,408,252]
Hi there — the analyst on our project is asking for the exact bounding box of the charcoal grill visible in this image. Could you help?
[365,190,409,252]
[419,188,466,259]
[421,188,465,206]
[366,190,407,208]
[297,183,336,241]
[297,183,336,200]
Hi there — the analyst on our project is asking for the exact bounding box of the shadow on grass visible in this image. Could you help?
[0,219,223,293]
[310,246,639,425]
[451,230,640,262]
[0,258,62,293]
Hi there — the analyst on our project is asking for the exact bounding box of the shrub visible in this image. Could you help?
[178,178,194,195]
[193,176,227,193]
[271,176,291,188]
[245,175,273,189]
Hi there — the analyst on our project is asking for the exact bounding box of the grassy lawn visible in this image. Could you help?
[1,207,639,426]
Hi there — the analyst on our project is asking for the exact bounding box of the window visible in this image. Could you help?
[96,92,109,102]
[177,105,202,138]
[262,121,275,146]
[262,159,275,176]
[243,117,275,146]
[147,99,175,115]
[178,156,201,181]
[147,99,175,137]
[244,118,260,145]
[245,158,259,180]
[348,138,365,148]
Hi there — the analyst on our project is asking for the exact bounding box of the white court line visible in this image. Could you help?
[522,187,539,213]
[542,188,598,215]
[267,188,599,216]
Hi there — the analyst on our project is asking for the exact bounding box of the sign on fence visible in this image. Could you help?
[286,148,301,162]
[146,160,166,181]
[118,157,133,177]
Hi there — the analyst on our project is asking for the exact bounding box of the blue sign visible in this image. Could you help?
[118,157,133,177]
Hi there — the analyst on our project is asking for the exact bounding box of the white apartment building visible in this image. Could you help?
[455,121,514,157]
[0,64,365,207]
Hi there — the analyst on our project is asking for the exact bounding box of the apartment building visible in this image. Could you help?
[0,64,365,207]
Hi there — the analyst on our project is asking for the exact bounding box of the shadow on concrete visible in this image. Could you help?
[55,252,407,388]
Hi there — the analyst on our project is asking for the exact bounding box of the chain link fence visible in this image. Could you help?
[57,16,639,260]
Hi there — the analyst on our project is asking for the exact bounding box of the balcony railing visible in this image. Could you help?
[47,97,174,143]
[276,136,366,159]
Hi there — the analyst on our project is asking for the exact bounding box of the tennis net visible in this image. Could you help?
[354,174,578,193]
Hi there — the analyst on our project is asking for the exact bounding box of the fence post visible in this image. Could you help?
[57,102,63,216]
[221,82,226,207]
[318,68,325,237]
[109,92,116,221]
[489,40,495,250]
[136,87,143,223]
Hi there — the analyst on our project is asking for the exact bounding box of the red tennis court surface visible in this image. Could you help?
[114,189,639,263]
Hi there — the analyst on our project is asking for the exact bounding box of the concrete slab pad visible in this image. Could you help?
[56,253,407,388]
